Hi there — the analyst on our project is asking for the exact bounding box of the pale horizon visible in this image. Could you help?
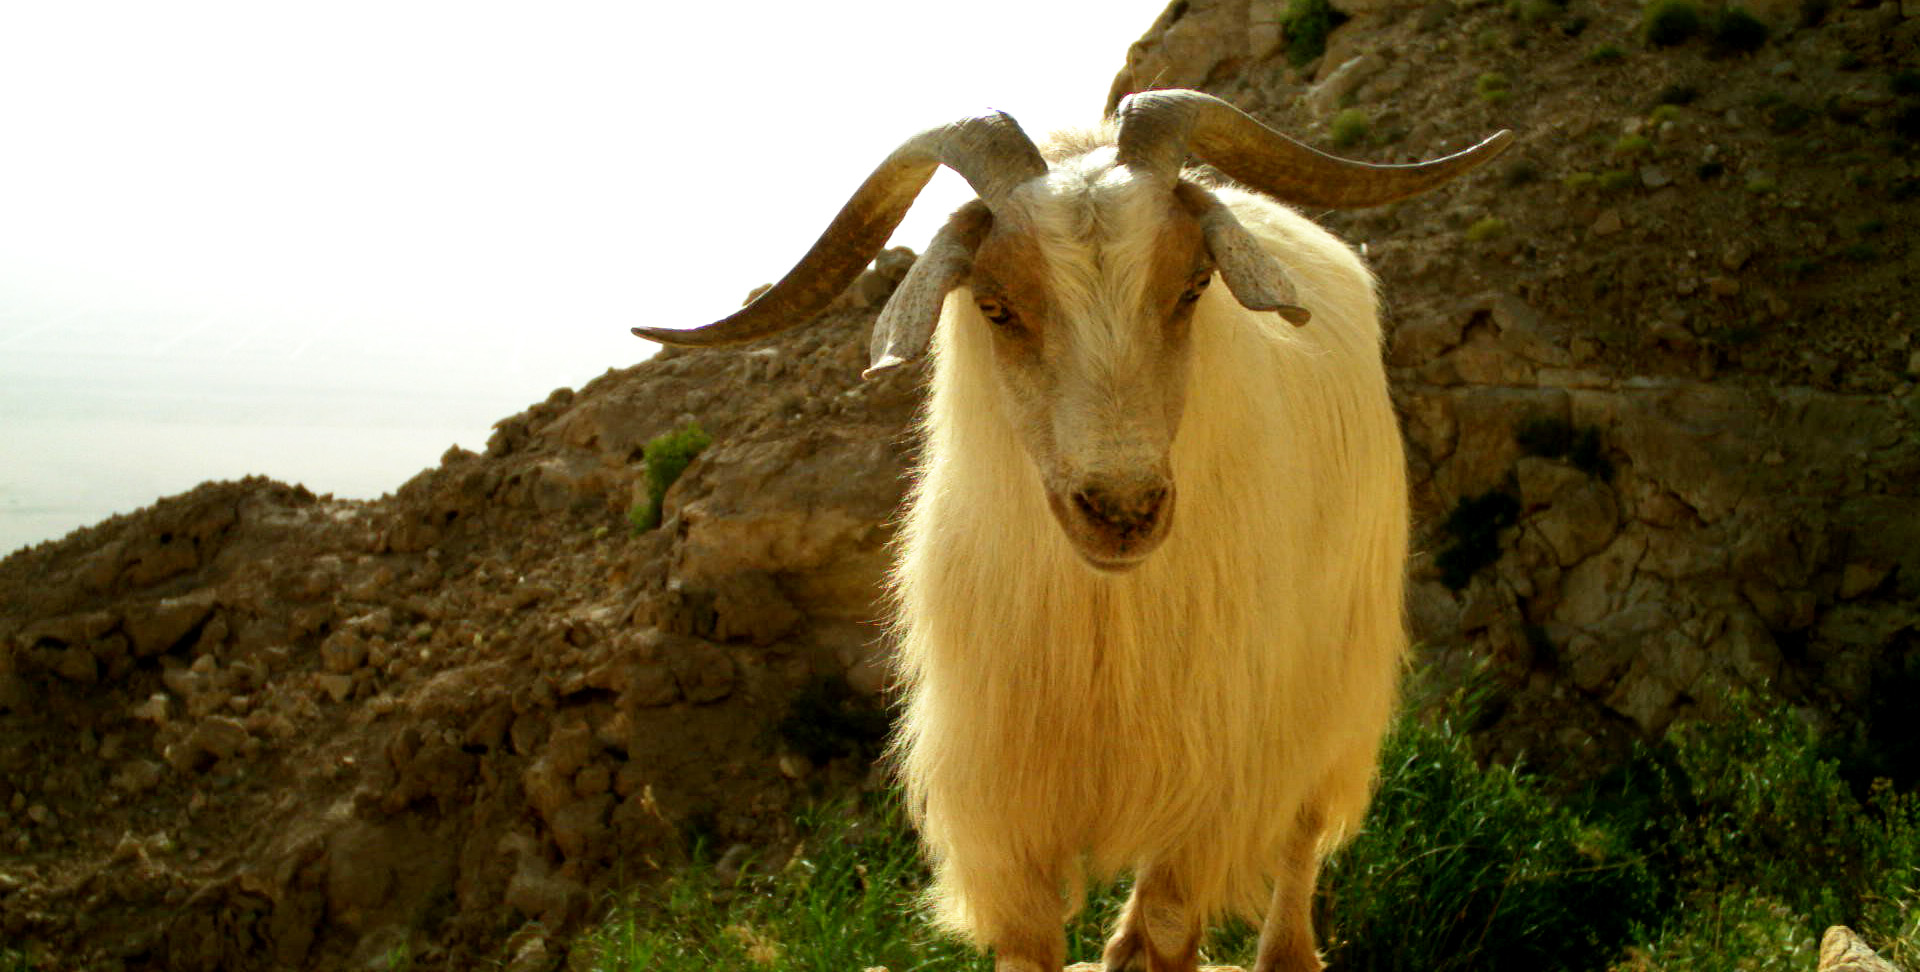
[0,1,1167,556]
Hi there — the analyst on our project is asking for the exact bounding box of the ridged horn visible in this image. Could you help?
[1115,88,1513,209]
[633,112,1047,348]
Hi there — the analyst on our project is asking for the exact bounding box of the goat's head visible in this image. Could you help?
[636,90,1510,571]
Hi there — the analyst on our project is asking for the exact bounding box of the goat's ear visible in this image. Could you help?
[1173,182,1311,327]
[865,202,993,379]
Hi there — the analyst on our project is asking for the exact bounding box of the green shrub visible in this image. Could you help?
[1563,171,1600,191]
[1590,692,1920,962]
[629,422,713,532]
[1648,103,1685,125]
[1588,43,1627,64]
[1283,0,1347,67]
[1643,0,1703,46]
[1330,108,1370,148]
[1709,5,1770,54]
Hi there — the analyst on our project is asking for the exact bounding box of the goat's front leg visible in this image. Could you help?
[962,862,1068,972]
[1252,810,1327,972]
[1103,863,1201,972]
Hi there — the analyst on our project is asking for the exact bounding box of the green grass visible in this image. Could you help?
[578,691,1919,972]
[628,422,713,533]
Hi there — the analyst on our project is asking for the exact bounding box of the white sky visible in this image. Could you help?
[0,1,1170,553]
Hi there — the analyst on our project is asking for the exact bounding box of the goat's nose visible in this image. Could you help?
[1072,482,1170,534]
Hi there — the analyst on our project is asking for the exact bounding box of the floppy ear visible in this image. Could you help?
[1173,181,1311,326]
[865,201,993,379]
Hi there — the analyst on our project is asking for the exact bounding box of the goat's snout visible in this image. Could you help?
[1071,482,1169,535]
[1054,474,1176,571]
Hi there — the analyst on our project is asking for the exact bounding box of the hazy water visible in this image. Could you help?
[0,296,636,558]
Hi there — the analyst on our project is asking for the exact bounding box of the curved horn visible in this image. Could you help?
[633,112,1047,348]
[1115,89,1513,209]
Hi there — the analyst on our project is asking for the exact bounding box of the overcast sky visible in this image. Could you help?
[0,1,1169,553]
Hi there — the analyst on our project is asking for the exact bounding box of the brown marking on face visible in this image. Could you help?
[966,220,1054,352]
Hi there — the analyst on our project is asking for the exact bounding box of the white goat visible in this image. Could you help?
[637,89,1509,972]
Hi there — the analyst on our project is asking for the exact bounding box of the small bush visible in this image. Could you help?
[1283,0,1347,67]
[1599,169,1640,191]
[1466,216,1509,242]
[1745,175,1779,194]
[1648,103,1685,126]
[1643,0,1703,46]
[1435,490,1521,591]
[629,422,713,532]
[1709,5,1770,54]
[1477,72,1514,104]
[1613,133,1655,156]
[1330,108,1370,148]
[1588,43,1627,64]
[1563,171,1600,191]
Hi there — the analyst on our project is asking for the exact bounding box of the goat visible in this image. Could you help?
[636,89,1510,972]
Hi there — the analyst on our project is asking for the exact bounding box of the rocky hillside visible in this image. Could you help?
[1,0,1916,967]
[1114,0,1919,773]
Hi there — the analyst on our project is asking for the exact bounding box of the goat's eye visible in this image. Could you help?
[977,298,1017,327]
[1180,274,1212,304]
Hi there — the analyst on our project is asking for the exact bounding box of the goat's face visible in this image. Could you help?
[967,174,1211,572]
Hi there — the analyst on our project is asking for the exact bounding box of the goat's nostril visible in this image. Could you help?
[1073,484,1170,531]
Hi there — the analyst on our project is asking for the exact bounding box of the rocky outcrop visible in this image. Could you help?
[1108,0,1919,769]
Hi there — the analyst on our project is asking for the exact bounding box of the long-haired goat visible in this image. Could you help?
[637,89,1510,972]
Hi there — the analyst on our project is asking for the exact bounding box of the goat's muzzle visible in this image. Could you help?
[1049,475,1176,572]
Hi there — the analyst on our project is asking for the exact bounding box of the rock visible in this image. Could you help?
[51,646,99,684]
[315,673,354,703]
[1304,53,1385,116]
[1838,562,1889,600]
[188,716,251,762]
[161,665,205,699]
[321,630,369,674]
[125,590,218,657]
[1818,925,1901,972]
[1531,481,1620,567]
[672,641,736,704]
[1591,210,1623,237]
[111,760,166,794]
[131,693,171,725]
[548,793,613,860]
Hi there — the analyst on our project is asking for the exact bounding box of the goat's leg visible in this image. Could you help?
[959,862,1069,972]
[1102,863,1202,972]
[1252,809,1326,972]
